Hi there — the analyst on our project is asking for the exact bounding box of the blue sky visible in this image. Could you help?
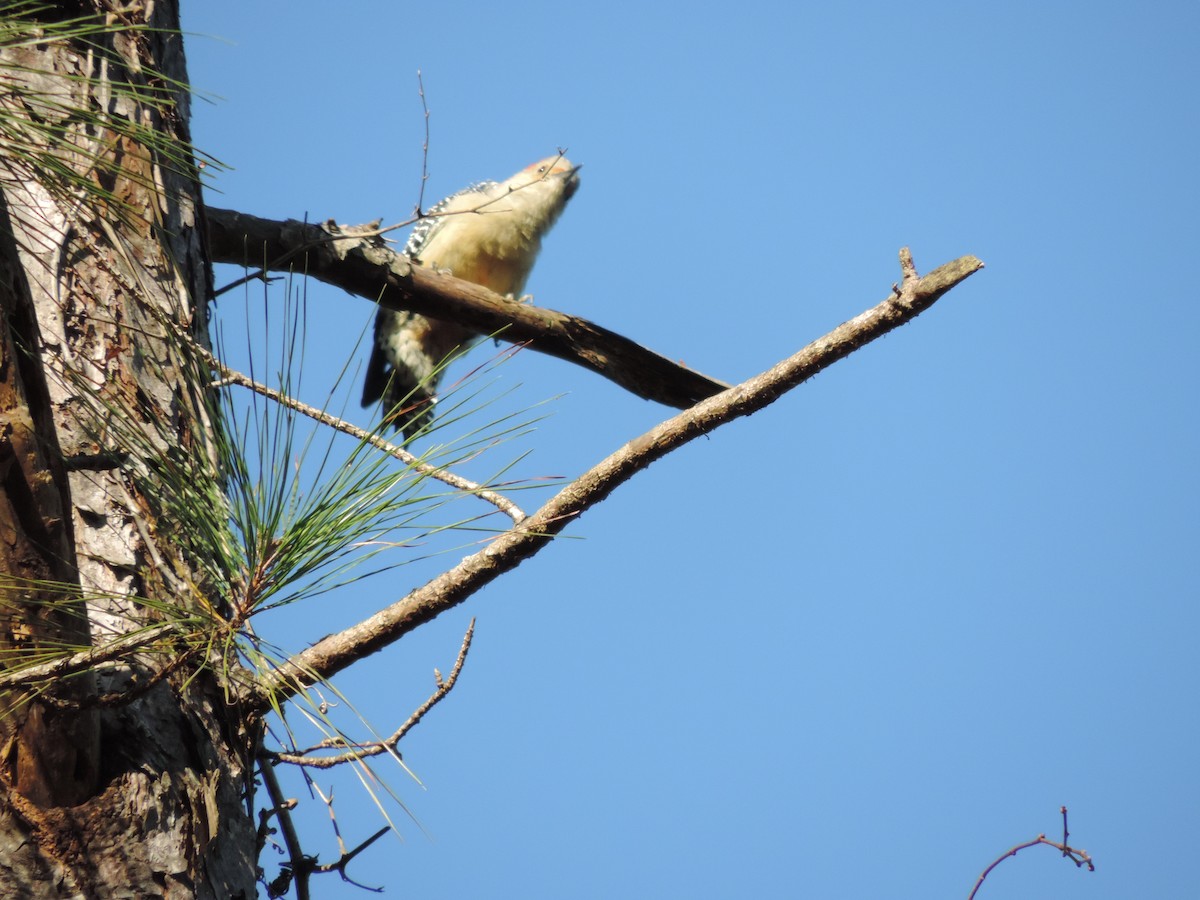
[182,3,1198,898]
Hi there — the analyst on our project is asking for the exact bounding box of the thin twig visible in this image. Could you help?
[201,346,527,523]
[313,826,389,889]
[967,807,1094,900]
[0,622,176,689]
[210,268,282,299]
[415,69,430,216]
[270,618,475,768]
[306,779,388,892]
[255,791,296,857]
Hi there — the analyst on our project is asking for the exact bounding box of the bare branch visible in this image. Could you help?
[270,618,475,768]
[0,620,176,690]
[253,249,984,706]
[414,69,430,216]
[313,824,389,880]
[205,206,731,409]
[306,780,388,891]
[967,807,1094,900]
[208,354,528,523]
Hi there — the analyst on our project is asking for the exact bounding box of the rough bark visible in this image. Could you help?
[0,175,100,813]
[0,5,256,897]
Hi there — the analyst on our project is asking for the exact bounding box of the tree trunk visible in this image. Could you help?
[0,4,256,897]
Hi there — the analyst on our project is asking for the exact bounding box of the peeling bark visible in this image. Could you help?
[0,4,256,897]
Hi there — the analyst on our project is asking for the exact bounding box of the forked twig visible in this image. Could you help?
[307,780,388,892]
[967,807,1094,900]
[271,618,475,768]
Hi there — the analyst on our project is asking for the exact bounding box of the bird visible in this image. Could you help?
[362,154,581,439]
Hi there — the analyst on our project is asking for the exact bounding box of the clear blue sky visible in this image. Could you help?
[182,3,1198,898]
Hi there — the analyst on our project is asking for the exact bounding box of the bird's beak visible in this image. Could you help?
[563,164,582,199]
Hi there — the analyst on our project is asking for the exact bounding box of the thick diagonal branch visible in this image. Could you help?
[205,207,730,408]
[252,249,983,707]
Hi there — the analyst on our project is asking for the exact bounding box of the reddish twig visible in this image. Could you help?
[967,807,1094,900]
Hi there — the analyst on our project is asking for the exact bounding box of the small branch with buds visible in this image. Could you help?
[268,619,475,769]
[967,806,1094,900]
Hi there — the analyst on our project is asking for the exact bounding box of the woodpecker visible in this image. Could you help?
[362,155,581,438]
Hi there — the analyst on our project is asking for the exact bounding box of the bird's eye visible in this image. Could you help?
[537,165,548,174]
